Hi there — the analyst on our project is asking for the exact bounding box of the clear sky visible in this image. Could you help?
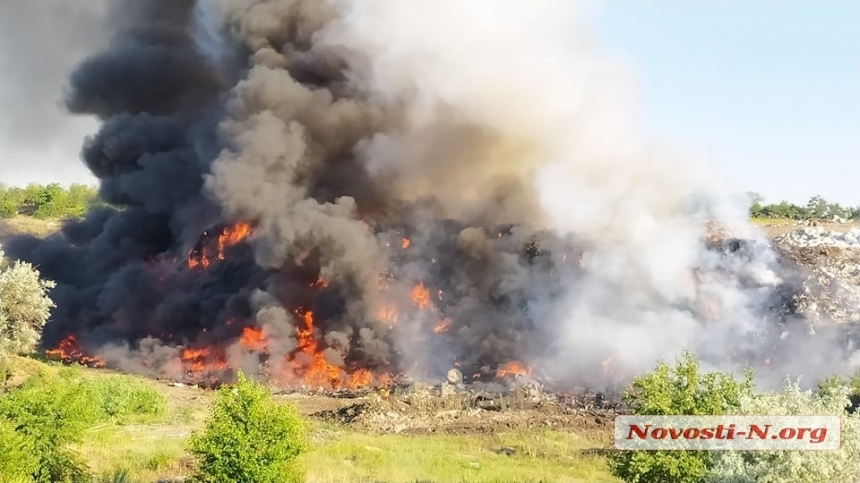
[595,0,860,206]
[1,1,858,206]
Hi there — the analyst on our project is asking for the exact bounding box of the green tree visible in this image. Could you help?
[608,352,754,483]
[0,260,56,362]
[188,372,309,483]
[748,192,764,218]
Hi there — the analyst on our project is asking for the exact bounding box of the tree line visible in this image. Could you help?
[2,183,858,223]
[749,193,860,221]
[0,183,103,220]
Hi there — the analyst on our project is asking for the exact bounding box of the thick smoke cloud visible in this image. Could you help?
[5,0,856,390]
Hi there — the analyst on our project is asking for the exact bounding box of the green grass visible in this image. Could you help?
[300,425,618,483]
[749,217,795,225]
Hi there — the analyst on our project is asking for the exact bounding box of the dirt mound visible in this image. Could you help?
[309,382,620,435]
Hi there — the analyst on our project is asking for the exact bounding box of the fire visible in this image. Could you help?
[239,326,268,352]
[434,317,452,334]
[188,222,254,269]
[180,346,228,373]
[292,309,343,388]
[496,360,530,378]
[348,368,373,388]
[311,277,330,289]
[45,335,106,367]
[401,238,411,249]
[411,282,431,309]
[377,306,399,326]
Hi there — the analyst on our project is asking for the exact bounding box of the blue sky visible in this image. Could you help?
[595,0,860,206]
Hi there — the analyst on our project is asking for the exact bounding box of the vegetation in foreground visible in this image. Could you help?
[609,352,860,483]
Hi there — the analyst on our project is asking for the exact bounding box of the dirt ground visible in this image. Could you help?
[0,216,62,242]
[271,382,618,436]
[756,219,860,238]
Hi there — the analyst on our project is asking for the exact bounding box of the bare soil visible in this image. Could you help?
[273,383,619,436]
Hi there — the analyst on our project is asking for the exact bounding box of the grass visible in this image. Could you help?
[0,215,63,239]
[749,217,797,225]
[77,422,619,483]
[301,426,618,483]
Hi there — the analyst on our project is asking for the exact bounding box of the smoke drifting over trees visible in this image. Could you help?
[4,0,856,389]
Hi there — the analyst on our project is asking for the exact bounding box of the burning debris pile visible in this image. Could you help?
[773,228,860,326]
[5,0,857,394]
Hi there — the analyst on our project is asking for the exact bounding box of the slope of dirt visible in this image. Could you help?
[300,382,619,435]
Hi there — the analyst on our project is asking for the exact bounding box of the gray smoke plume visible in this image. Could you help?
[5,0,855,390]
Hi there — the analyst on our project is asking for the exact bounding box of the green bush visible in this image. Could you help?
[707,380,860,483]
[188,372,309,483]
[0,416,39,480]
[82,375,168,420]
[0,367,168,482]
[608,352,754,483]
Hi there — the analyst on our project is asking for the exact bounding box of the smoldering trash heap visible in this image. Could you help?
[6,0,859,391]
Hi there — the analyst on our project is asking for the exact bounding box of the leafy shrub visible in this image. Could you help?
[82,375,168,421]
[188,372,309,483]
[0,368,168,482]
[706,380,860,483]
[0,416,39,480]
[608,352,754,483]
[0,260,56,360]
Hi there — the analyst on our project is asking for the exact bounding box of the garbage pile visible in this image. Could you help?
[772,228,860,325]
[774,227,860,249]
[310,374,622,434]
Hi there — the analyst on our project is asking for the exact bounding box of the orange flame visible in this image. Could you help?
[434,317,452,334]
[401,238,411,249]
[496,360,530,378]
[411,282,431,309]
[188,222,254,269]
[45,335,106,367]
[180,346,228,373]
[239,327,268,352]
[310,277,330,289]
[348,368,374,388]
[293,309,342,388]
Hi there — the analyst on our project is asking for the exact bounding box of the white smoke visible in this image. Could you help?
[308,0,793,380]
